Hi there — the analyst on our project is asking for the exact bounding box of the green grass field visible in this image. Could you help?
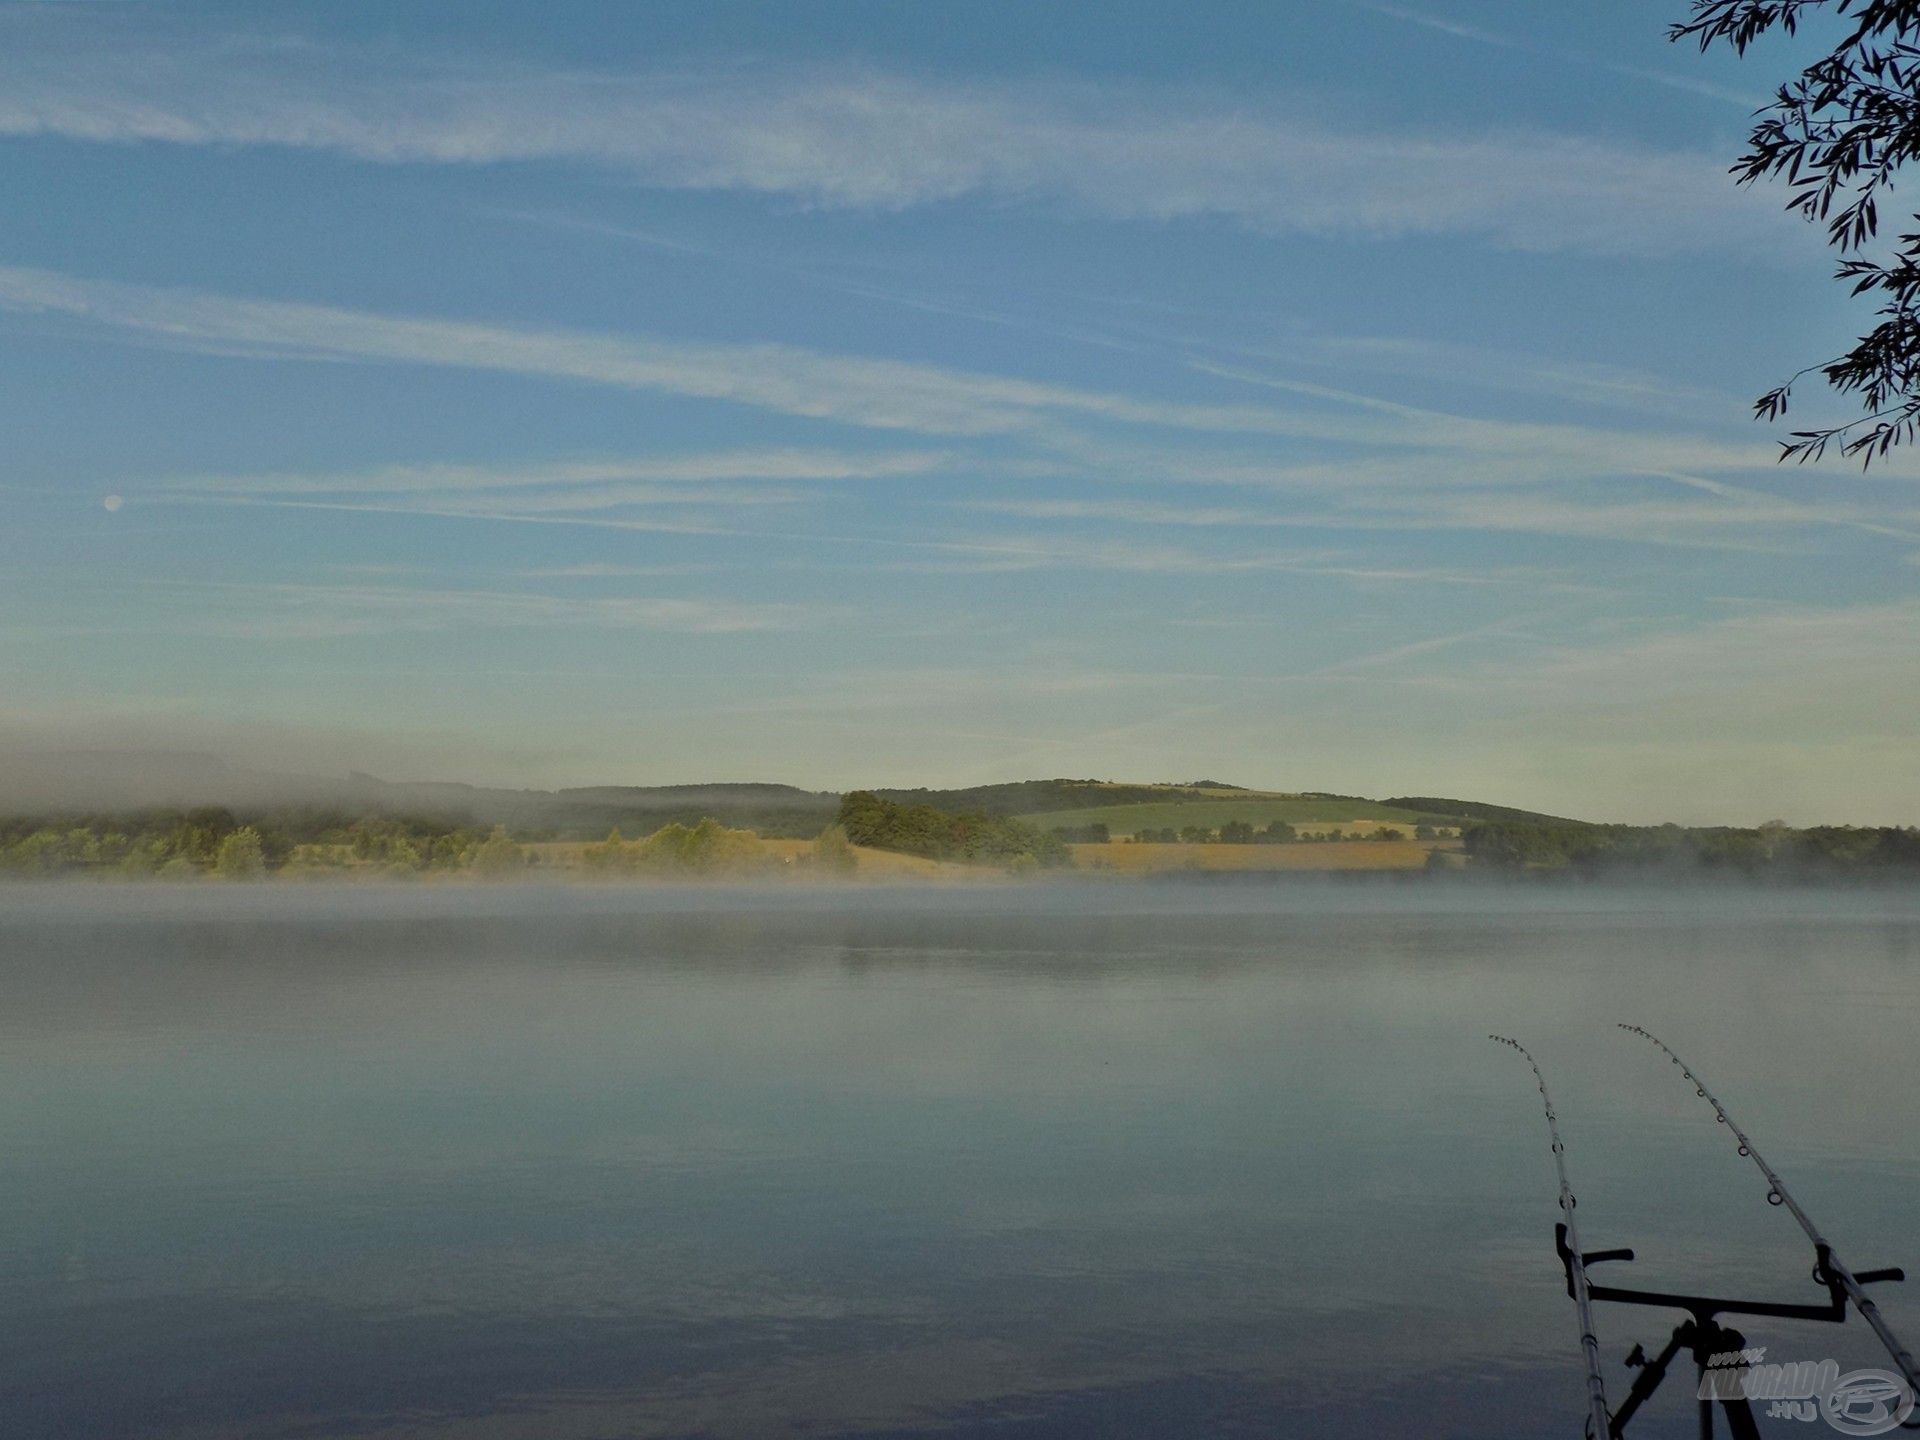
[1016,797,1434,835]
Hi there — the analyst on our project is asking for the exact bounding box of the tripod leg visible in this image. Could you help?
[1718,1395,1761,1440]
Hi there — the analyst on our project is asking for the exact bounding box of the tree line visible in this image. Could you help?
[1460,821,1920,880]
[1085,821,1429,844]
[837,792,1069,868]
[0,805,529,880]
[578,818,774,877]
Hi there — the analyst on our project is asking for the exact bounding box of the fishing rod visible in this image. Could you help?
[1618,1024,1920,1419]
[1491,1034,1616,1439]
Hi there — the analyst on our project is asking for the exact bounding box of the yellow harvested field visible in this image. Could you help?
[478,838,993,881]
[498,837,1453,880]
[1070,841,1446,872]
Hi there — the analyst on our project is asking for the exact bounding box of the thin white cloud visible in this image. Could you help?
[0,24,1793,256]
[95,580,817,638]
[13,264,1916,554]
[0,263,1819,487]
[0,263,1330,438]
[1186,331,1751,423]
[439,483,811,514]
[962,483,1920,552]
[516,563,718,579]
[1349,1,1764,109]
[172,449,948,495]
[861,531,1540,581]
[963,497,1295,529]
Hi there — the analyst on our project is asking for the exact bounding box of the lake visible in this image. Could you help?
[1,881,1915,1438]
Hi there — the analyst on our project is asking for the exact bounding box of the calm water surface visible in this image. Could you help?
[1,882,1916,1438]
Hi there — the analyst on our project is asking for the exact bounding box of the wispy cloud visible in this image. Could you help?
[1349,1,1764,109]
[1185,331,1751,423]
[515,563,718,579]
[0,262,1817,486]
[172,449,948,495]
[0,23,1794,256]
[0,263,1323,438]
[859,531,1569,583]
[84,580,818,639]
[962,497,1295,529]
[13,264,1917,555]
[870,534,1329,575]
[962,479,1920,552]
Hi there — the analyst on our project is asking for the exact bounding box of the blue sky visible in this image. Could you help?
[2,0,1915,822]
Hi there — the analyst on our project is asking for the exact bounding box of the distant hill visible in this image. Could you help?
[873,778,1273,816]
[1017,796,1436,837]
[0,755,1587,840]
[341,777,840,839]
[0,753,840,839]
[1380,796,1591,827]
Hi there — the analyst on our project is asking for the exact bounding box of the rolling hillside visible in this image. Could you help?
[1017,796,1442,837]
[872,779,1249,816]
[1,756,1583,843]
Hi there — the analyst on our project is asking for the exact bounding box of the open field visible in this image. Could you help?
[1069,840,1448,872]
[529,837,990,880]
[1020,798,1440,836]
[280,836,1449,880]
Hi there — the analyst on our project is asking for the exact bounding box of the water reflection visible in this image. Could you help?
[0,883,1915,1437]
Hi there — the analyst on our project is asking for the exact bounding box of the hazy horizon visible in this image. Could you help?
[0,734,1892,831]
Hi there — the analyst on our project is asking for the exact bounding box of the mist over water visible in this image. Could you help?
[1,883,1915,1438]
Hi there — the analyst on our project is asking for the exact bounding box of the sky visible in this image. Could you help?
[1,0,1916,824]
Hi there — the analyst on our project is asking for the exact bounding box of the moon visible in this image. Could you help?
[102,495,123,512]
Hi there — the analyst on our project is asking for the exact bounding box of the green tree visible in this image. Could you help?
[811,824,858,875]
[835,791,1064,868]
[582,827,629,874]
[471,825,525,878]
[214,826,267,880]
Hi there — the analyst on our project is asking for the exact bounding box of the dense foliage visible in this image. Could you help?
[1463,820,1920,878]
[533,784,837,839]
[838,792,1069,867]
[578,819,770,877]
[0,805,510,879]
[1128,820,1306,844]
[1047,823,1112,844]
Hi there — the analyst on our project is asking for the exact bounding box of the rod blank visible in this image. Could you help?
[1492,1034,1615,1438]
[1618,1024,1920,1411]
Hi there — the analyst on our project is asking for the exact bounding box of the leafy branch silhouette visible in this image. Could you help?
[1679,0,1920,461]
